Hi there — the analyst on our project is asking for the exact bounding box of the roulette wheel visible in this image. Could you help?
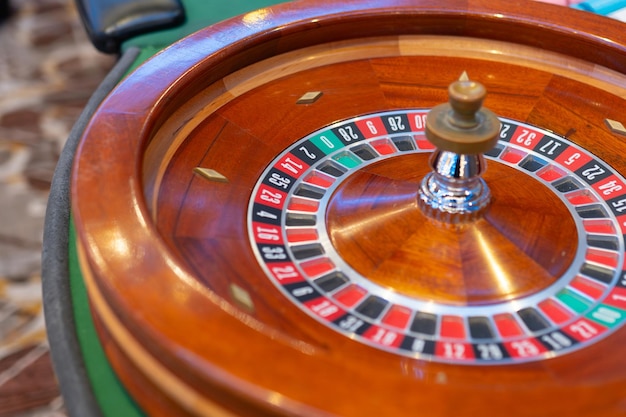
[42,0,626,416]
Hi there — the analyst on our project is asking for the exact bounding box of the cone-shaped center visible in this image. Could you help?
[326,154,578,306]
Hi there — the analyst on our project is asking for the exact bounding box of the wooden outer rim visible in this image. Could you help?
[72,1,626,416]
[93,0,626,130]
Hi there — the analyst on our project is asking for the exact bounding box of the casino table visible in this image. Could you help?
[42,0,626,416]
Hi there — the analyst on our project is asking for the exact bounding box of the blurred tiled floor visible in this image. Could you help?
[0,0,114,415]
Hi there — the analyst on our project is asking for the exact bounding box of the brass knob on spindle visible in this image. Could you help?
[418,73,501,223]
[425,72,500,154]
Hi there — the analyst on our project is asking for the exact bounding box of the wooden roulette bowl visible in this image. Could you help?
[71,1,626,415]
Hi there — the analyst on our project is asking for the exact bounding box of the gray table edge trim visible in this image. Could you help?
[41,46,141,417]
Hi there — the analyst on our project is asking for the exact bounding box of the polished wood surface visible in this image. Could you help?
[327,155,577,305]
[72,1,626,416]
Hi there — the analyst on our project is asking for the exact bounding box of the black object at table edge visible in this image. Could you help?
[74,0,185,53]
